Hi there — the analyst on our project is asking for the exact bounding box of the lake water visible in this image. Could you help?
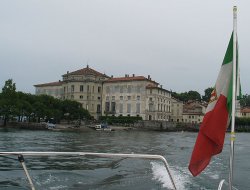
[0,128,249,190]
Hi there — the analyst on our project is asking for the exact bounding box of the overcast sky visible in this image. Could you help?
[0,0,249,95]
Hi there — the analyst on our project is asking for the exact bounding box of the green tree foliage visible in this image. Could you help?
[0,79,91,125]
[0,79,17,125]
[202,87,214,102]
[172,90,201,102]
[240,94,250,107]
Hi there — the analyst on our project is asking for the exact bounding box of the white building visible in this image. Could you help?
[34,66,172,120]
[171,98,184,122]
[34,81,63,99]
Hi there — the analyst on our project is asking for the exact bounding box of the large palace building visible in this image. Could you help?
[34,65,172,120]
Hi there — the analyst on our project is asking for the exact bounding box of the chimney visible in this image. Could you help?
[132,74,135,77]
[67,71,69,74]
[148,75,151,80]
[160,85,162,88]
[111,75,113,78]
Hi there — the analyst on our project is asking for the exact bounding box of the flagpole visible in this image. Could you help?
[229,6,237,190]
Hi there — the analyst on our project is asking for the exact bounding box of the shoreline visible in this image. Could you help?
[1,122,250,132]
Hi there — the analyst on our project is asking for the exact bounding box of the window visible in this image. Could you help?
[115,86,119,92]
[92,86,94,93]
[120,86,123,93]
[71,95,74,99]
[128,86,131,93]
[149,104,154,112]
[106,96,109,101]
[136,103,140,113]
[149,97,153,101]
[136,86,140,93]
[98,86,101,93]
[97,104,101,113]
[80,85,84,92]
[127,96,131,100]
[137,96,140,101]
[120,96,123,100]
[87,85,90,92]
[111,102,116,112]
[98,96,101,100]
[80,95,83,99]
[119,103,123,113]
[106,86,110,93]
[71,85,74,92]
[127,103,131,113]
[105,102,110,112]
[112,96,115,101]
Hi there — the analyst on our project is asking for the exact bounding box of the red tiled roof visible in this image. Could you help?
[241,107,250,113]
[62,66,107,77]
[34,81,63,87]
[106,76,157,83]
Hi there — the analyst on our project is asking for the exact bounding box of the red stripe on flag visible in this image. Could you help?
[189,95,229,176]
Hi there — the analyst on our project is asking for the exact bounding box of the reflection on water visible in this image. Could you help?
[0,128,249,189]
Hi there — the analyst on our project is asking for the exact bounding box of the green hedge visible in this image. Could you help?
[99,116,142,124]
[235,117,250,126]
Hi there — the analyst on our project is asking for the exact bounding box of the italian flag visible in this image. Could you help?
[189,33,238,176]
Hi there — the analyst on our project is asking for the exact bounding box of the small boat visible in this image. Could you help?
[46,123,56,130]
[95,123,112,131]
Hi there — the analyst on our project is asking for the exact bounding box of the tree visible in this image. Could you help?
[240,94,250,107]
[0,79,17,126]
[0,79,92,125]
[202,87,214,102]
[172,90,201,102]
[187,90,201,101]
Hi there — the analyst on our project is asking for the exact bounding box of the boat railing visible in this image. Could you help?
[0,151,177,190]
[218,179,239,190]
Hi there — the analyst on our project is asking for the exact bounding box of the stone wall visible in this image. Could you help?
[125,121,198,131]
[5,122,48,130]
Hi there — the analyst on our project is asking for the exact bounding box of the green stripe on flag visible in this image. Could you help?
[226,32,240,118]
[222,33,233,65]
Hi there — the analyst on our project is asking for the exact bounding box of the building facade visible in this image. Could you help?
[61,65,110,119]
[171,98,184,122]
[102,75,171,120]
[239,107,250,118]
[34,81,63,99]
[182,101,206,124]
[34,66,172,120]
[145,84,172,121]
